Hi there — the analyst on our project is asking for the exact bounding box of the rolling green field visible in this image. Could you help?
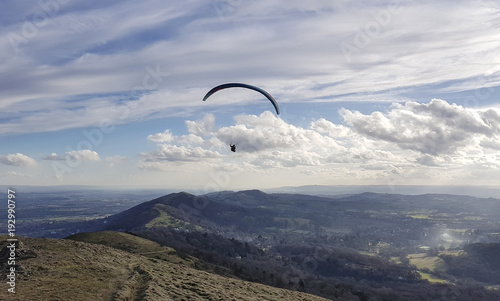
[407,253,447,273]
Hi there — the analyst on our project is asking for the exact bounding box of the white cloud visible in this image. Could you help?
[3,1,500,187]
[142,111,394,170]
[67,150,101,162]
[310,118,352,138]
[0,153,36,166]
[341,99,500,156]
[148,130,174,143]
[138,99,500,188]
[140,144,221,164]
[43,150,100,162]
[2,1,500,135]
[43,153,64,161]
[186,114,218,137]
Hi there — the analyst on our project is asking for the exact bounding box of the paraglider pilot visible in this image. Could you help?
[230,144,236,152]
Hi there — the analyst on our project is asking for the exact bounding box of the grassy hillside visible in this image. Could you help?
[66,231,236,278]
[0,234,329,301]
[87,190,500,300]
[66,231,189,265]
[102,192,219,232]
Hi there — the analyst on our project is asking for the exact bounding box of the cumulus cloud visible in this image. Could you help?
[67,150,101,162]
[341,99,500,156]
[142,111,381,169]
[140,99,500,180]
[310,118,352,138]
[141,144,221,163]
[43,153,64,161]
[43,150,100,162]
[0,153,36,166]
[186,114,218,137]
[148,130,174,143]
[217,112,310,152]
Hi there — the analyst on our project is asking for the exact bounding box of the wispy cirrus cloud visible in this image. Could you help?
[2,1,500,188]
[1,1,500,136]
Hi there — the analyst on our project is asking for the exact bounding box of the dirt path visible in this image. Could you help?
[112,266,151,301]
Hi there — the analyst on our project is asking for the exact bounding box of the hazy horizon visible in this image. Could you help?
[3,184,500,199]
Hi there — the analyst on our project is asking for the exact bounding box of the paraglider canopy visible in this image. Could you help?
[202,83,280,115]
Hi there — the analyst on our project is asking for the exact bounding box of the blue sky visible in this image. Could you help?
[1,0,500,191]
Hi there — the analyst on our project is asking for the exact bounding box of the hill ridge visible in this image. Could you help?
[0,234,329,301]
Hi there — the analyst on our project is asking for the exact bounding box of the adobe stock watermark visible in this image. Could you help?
[6,189,17,294]
[340,1,403,62]
[281,254,319,289]
[51,64,169,181]
[385,138,440,193]
[212,0,242,21]
[176,166,241,221]
[462,74,496,109]
[7,0,70,54]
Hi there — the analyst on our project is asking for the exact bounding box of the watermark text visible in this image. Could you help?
[6,189,17,294]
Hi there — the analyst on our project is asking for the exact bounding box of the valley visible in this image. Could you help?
[2,188,500,300]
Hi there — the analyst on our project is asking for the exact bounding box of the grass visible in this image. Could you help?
[0,234,330,301]
[358,251,379,257]
[389,257,403,264]
[407,253,447,273]
[439,250,464,256]
[66,231,188,264]
[1,235,132,300]
[145,205,191,229]
[406,253,452,284]
[418,272,451,284]
[486,285,500,291]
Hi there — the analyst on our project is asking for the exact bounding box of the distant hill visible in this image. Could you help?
[102,191,248,232]
[6,189,500,300]
[101,191,286,235]
[267,184,500,198]
[100,189,500,236]
[92,190,500,301]
[0,234,329,301]
[101,191,198,231]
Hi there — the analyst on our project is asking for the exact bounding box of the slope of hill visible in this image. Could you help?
[66,231,237,278]
[101,190,332,235]
[102,191,247,232]
[9,190,499,300]
[66,231,188,265]
[94,190,500,300]
[0,234,329,301]
[99,190,500,237]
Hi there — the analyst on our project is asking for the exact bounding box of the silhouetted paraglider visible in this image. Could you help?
[203,83,280,153]
[202,83,280,115]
